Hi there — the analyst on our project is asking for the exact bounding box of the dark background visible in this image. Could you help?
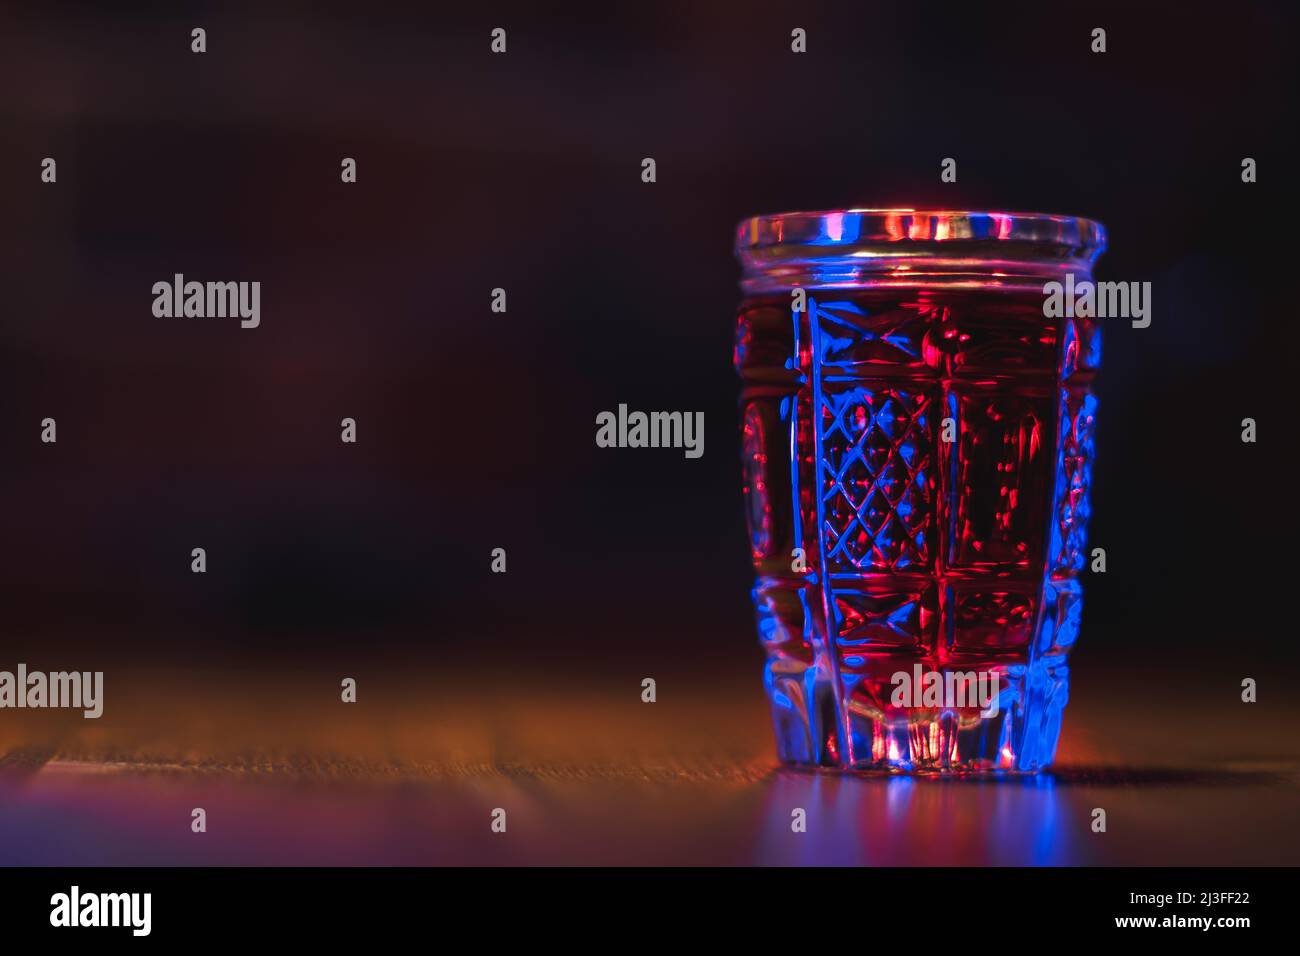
[1,0,1295,697]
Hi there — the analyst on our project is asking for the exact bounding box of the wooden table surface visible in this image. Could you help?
[3,663,1298,865]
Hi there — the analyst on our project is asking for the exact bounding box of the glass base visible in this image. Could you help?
[766,657,1069,773]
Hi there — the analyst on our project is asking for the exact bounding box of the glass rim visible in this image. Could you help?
[735,208,1107,292]
[736,207,1106,252]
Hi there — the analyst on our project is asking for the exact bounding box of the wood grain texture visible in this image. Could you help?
[3,666,1298,865]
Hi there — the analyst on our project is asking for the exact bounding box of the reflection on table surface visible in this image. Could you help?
[2,666,1298,865]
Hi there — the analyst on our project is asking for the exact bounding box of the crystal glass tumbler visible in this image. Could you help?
[734,209,1106,772]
